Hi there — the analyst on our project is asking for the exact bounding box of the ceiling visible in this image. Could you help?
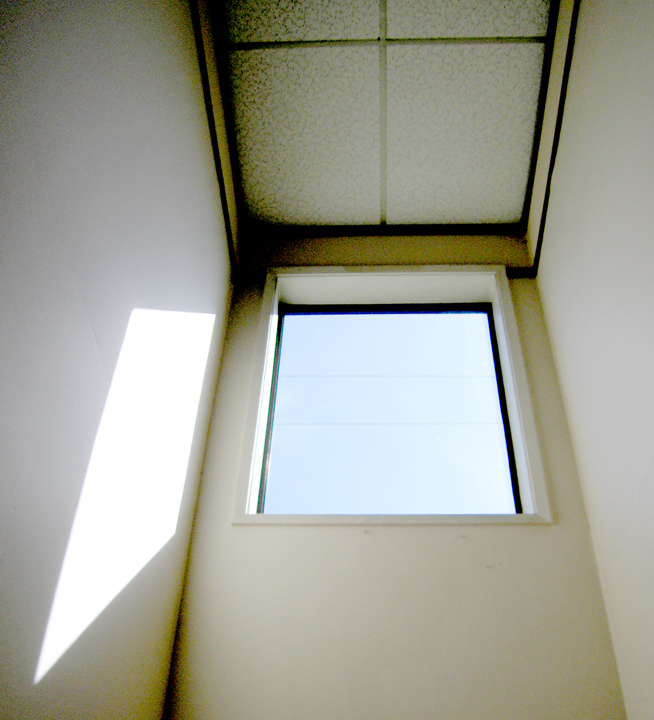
[217,0,553,235]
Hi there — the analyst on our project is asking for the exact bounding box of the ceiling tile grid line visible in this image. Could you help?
[228,37,547,51]
[225,0,551,227]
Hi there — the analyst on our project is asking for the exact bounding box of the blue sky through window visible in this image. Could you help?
[262,310,516,515]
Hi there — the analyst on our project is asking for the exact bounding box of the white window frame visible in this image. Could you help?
[234,266,551,525]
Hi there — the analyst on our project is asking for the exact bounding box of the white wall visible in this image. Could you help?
[170,276,624,720]
[537,0,654,717]
[0,1,231,717]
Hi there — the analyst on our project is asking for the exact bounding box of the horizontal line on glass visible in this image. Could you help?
[228,36,546,51]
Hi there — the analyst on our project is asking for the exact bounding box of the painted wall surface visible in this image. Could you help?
[0,1,231,718]
[170,277,624,720]
[537,0,654,717]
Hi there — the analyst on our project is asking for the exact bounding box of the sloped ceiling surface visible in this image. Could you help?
[223,0,551,229]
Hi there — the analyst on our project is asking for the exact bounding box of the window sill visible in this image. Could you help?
[233,513,551,526]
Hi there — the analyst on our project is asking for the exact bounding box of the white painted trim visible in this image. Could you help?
[234,266,550,524]
[526,0,576,261]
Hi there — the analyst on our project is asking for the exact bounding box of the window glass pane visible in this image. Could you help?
[263,310,516,514]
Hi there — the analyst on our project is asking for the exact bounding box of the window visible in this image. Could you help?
[235,266,550,524]
[261,303,520,515]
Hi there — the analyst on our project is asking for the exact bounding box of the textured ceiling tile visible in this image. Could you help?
[226,0,379,42]
[229,47,381,225]
[387,0,550,38]
[386,44,544,225]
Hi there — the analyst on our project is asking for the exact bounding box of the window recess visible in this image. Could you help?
[234,266,551,524]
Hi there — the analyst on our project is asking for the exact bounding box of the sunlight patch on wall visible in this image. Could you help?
[34,309,215,683]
